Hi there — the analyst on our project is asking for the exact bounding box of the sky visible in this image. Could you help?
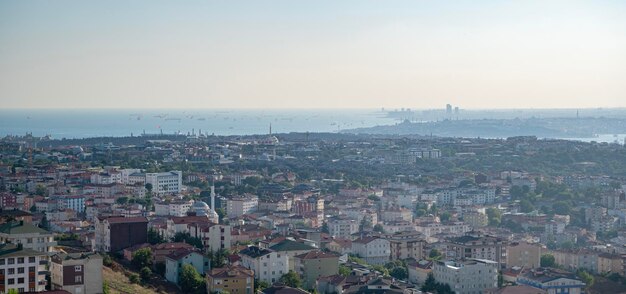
[1,0,625,109]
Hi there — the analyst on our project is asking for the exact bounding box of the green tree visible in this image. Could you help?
[179,264,205,294]
[279,271,302,288]
[540,254,556,267]
[140,266,152,283]
[373,224,384,233]
[421,273,437,292]
[390,267,408,280]
[129,273,140,284]
[35,184,47,196]
[429,249,442,260]
[255,279,270,292]
[339,265,351,277]
[520,199,535,213]
[132,248,153,268]
[577,270,594,288]
[116,197,129,205]
[486,207,501,226]
[147,228,165,245]
[440,212,451,222]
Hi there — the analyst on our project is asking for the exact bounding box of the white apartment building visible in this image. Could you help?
[239,246,288,284]
[328,218,359,239]
[0,244,48,293]
[227,195,259,218]
[146,171,183,195]
[351,237,390,265]
[154,200,193,217]
[0,221,57,253]
[415,222,471,238]
[433,259,498,294]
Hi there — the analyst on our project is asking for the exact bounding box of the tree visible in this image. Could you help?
[321,222,329,234]
[519,199,535,213]
[421,273,437,292]
[373,224,384,233]
[255,279,270,292]
[35,184,47,196]
[339,265,351,277]
[148,228,166,245]
[179,264,205,294]
[116,197,129,205]
[429,249,442,260]
[577,270,594,287]
[140,266,152,283]
[172,232,203,249]
[129,273,140,284]
[132,248,153,268]
[540,254,555,267]
[279,271,302,288]
[439,212,451,222]
[145,183,153,193]
[486,207,502,227]
[553,201,572,215]
[390,267,408,280]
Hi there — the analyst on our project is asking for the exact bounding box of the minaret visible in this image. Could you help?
[210,185,215,211]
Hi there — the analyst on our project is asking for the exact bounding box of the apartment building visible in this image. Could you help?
[0,243,48,293]
[294,250,339,290]
[433,259,498,294]
[506,242,542,269]
[227,195,259,218]
[206,265,254,294]
[0,221,57,253]
[327,217,359,240]
[445,234,507,268]
[351,237,390,266]
[94,216,148,252]
[239,246,288,284]
[50,252,103,294]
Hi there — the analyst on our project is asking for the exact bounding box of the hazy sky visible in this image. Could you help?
[1,0,625,109]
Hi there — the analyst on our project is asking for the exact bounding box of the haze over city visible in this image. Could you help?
[1,0,626,109]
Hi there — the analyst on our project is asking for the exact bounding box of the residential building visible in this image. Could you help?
[446,234,507,268]
[327,218,359,240]
[506,242,542,269]
[154,200,193,217]
[165,248,210,285]
[385,232,425,260]
[269,239,315,272]
[187,223,232,253]
[50,252,103,294]
[145,171,183,195]
[206,265,254,294]
[239,246,288,284]
[550,249,598,273]
[227,195,259,217]
[433,259,498,294]
[598,253,624,276]
[351,237,390,265]
[0,221,56,253]
[94,216,148,252]
[517,268,585,294]
[0,243,48,293]
[407,260,433,285]
[294,250,339,290]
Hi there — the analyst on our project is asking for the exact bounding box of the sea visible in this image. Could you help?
[0,109,395,139]
[1,109,624,144]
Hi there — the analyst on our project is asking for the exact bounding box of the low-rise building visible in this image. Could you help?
[294,250,339,290]
[165,248,210,285]
[206,265,254,294]
[516,268,585,294]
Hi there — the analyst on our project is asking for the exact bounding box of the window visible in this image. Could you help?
[75,276,82,283]
[75,265,82,272]
[8,258,14,265]
[8,268,15,274]
[18,268,24,274]
[0,259,4,265]
[28,267,35,272]
[8,278,14,285]
[28,257,35,263]
[17,277,24,284]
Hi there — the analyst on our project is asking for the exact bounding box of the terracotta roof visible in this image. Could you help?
[208,265,254,279]
[295,250,339,260]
